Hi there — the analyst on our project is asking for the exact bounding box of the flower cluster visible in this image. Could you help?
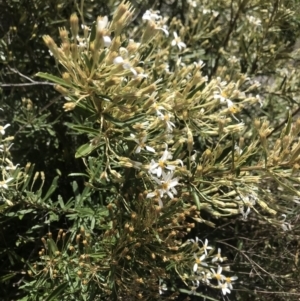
[146,145,182,207]
[188,237,238,296]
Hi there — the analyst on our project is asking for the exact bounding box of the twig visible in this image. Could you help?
[1,66,55,88]
[0,82,55,88]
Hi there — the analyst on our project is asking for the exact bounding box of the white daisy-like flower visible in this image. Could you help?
[131,134,155,153]
[5,159,19,171]
[148,145,174,177]
[193,253,208,272]
[188,236,200,245]
[220,282,231,295]
[159,279,168,295]
[201,271,212,284]
[201,238,213,255]
[193,60,205,68]
[211,265,225,285]
[171,32,186,51]
[212,248,224,263]
[157,111,175,132]
[239,206,251,220]
[146,189,164,207]
[224,275,238,290]
[97,16,109,30]
[0,124,10,135]
[102,35,112,47]
[0,177,13,189]
[157,25,169,37]
[156,171,180,199]
[113,56,137,76]
[142,10,162,21]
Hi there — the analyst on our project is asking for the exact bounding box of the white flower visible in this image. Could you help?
[113,56,137,76]
[157,111,175,132]
[188,236,200,245]
[220,282,231,295]
[187,0,197,7]
[97,16,109,30]
[214,90,230,104]
[211,265,225,284]
[158,25,169,37]
[193,253,208,272]
[239,206,251,220]
[142,10,162,21]
[0,124,10,135]
[146,190,164,207]
[148,145,174,177]
[256,94,263,107]
[102,35,112,47]
[212,248,224,263]
[224,275,238,290]
[0,177,13,189]
[156,171,180,199]
[5,159,19,171]
[131,134,155,153]
[201,238,213,255]
[201,271,212,284]
[247,15,262,27]
[159,279,168,295]
[193,60,205,68]
[171,32,186,51]
[280,214,292,231]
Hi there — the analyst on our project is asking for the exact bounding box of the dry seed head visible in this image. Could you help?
[142,20,157,44]
[70,14,79,39]
[63,102,76,111]
[70,43,78,60]
[254,118,261,129]
[205,149,212,157]
[83,240,88,246]
[282,135,290,149]
[62,72,71,83]
[131,212,137,219]
[77,270,83,277]
[76,234,81,243]
[54,85,68,95]
[43,35,59,57]
[239,137,244,149]
[292,163,300,174]
[61,42,70,56]
[59,27,69,42]
[113,2,129,23]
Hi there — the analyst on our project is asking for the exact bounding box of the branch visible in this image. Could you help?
[0,66,55,88]
[0,82,55,88]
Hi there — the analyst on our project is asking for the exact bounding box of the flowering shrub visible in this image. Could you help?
[1,0,300,300]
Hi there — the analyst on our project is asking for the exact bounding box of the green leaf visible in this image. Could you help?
[103,113,145,127]
[42,176,59,202]
[0,272,16,282]
[64,123,100,135]
[47,238,58,255]
[75,143,99,158]
[36,72,73,88]
[45,282,69,301]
